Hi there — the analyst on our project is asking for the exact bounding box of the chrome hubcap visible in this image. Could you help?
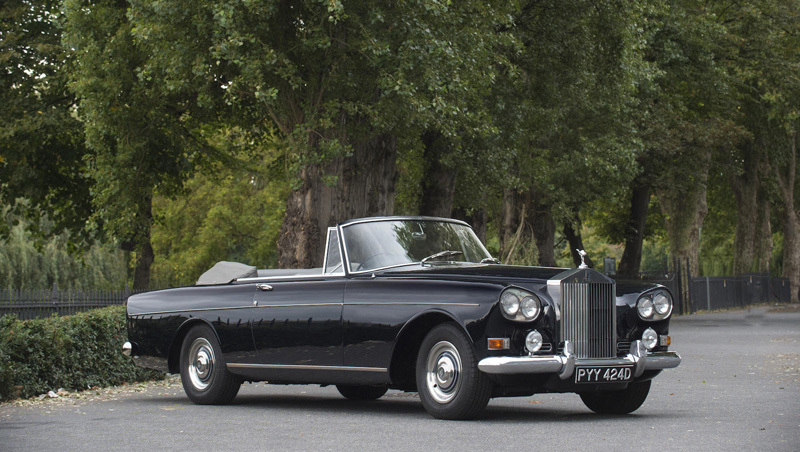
[188,337,215,391]
[425,341,462,403]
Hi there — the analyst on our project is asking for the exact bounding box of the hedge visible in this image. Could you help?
[0,305,164,401]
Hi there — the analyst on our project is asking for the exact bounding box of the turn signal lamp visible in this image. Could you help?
[488,338,510,350]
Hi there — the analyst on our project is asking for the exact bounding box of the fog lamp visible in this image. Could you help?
[642,328,658,350]
[525,330,543,354]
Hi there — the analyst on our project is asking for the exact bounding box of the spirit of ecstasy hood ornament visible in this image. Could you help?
[577,249,588,269]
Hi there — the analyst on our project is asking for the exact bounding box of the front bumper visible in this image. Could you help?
[478,340,681,380]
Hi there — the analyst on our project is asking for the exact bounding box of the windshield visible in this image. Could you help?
[341,219,492,272]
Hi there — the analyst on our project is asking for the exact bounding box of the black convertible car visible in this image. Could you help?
[123,216,680,419]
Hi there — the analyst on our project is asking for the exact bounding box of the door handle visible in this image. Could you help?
[257,283,273,292]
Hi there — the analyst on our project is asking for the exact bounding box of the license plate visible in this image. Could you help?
[575,366,634,383]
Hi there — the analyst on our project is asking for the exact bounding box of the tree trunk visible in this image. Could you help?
[132,199,154,290]
[563,212,594,269]
[754,199,772,273]
[419,131,456,217]
[730,142,761,275]
[133,238,154,291]
[657,149,711,278]
[453,206,487,244]
[617,181,650,277]
[500,189,521,261]
[777,132,799,303]
[529,190,556,267]
[277,134,397,268]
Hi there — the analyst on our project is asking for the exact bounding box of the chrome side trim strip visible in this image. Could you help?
[131,305,257,316]
[345,302,480,307]
[131,303,344,316]
[131,300,479,317]
[252,303,343,309]
[227,363,387,373]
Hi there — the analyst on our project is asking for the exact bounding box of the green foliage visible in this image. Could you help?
[0,0,94,244]
[151,134,288,286]
[63,0,224,288]
[492,0,644,222]
[0,306,163,401]
[0,206,127,290]
[127,0,516,172]
[1,0,796,285]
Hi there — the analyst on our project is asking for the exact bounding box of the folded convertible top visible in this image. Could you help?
[196,261,257,285]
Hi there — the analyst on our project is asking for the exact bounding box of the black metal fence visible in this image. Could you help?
[639,271,793,315]
[0,271,795,320]
[0,284,133,320]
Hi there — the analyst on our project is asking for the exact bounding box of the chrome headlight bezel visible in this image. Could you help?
[499,287,541,322]
[636,289,673,321]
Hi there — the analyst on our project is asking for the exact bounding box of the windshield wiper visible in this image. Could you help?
[480,257,500,264]
[420,250,463,265]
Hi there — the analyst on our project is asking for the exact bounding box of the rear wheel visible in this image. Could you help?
[416,323,492,420]
[179,324,241,405]
[579,380,651,414]
[336,385,388,401]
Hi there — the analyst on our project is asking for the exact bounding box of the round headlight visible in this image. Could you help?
[638,297,654,319]
[525,330,543,353]
[653,292,671,316]
[520,295,541,320]
[642,327,658,350]
[500,292,520,316]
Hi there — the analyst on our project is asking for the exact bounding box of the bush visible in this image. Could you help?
[0,306,163,401]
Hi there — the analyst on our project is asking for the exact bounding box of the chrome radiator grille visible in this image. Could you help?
[561,280,616,358]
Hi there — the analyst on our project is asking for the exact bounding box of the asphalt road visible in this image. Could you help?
[1,306,798,451]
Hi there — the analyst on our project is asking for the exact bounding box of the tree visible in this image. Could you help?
[150,130,288,287]
[775,132,799,302]
[128,0,515,269]
[494,0,643,266]
[0,205,126,290]
[63,0,218,289]
[716,0,799,299]
[630,1,740,280]
[0,0,93,242]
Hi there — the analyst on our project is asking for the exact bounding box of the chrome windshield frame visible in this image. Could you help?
[338,217,493,276]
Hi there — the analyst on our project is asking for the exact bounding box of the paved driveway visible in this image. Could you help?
[1,305,798,451]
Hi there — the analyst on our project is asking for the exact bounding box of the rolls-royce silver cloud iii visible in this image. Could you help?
[123,217,680,419]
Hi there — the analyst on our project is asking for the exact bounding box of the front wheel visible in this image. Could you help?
[179,324,241,405]
[416,323,492,420]
[579,380,651,414]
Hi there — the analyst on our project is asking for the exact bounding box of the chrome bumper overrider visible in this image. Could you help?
[477,340,681,380]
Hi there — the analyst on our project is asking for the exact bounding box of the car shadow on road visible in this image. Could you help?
[133,390,674,423]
